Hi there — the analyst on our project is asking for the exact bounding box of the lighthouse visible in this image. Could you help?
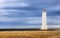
[41,9,48,30]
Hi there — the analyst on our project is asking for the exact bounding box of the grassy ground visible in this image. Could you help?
[0,30,60,38]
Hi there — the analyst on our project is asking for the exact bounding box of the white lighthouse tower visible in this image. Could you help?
[41,9,48,30]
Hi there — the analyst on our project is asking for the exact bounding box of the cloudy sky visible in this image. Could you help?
[0,0,60,29]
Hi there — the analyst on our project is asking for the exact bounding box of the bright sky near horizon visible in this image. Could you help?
[0,0,60,29]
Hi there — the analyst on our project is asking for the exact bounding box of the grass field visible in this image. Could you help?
[0,30,60,38]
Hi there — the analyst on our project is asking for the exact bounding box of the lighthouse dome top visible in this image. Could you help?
[43,9,46,12]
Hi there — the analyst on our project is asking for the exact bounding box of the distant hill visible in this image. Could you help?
[0,28,60,31]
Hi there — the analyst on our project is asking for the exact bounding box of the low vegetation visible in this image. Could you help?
[0,30,60,38]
